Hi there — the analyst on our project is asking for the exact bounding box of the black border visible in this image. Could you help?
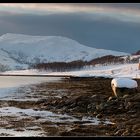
[0,1,140,139]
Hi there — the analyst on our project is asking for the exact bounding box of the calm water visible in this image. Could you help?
[0,76,62,88]
[0,76,62,99]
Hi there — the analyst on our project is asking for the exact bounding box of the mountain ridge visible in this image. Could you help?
[0,33,129,70]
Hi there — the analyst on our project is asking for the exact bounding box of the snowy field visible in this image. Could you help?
[1,63,140,79]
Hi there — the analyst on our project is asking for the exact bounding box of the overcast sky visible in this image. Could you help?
[0,3,140,53]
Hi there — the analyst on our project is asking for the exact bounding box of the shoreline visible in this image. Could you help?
[0,77,139,136]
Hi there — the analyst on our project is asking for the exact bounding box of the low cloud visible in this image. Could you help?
[0,3,140,23]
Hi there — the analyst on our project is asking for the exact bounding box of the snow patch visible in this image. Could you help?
[111,78,138,88]
[0,128,44,137]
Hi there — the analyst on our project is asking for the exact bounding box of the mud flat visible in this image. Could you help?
[0,77,139,136]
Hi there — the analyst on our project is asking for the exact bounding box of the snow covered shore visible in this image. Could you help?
[1,63,140,79]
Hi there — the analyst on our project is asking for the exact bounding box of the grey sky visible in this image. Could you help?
[0,3,140,53]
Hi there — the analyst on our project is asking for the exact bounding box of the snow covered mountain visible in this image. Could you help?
[0,33,129,70]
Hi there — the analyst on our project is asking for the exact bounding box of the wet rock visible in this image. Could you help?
[96,114,103,119]
[70,106,88,113]
[62,96,68,100]
[0,133,13,136]
[107,96,113,101]
[127,110,137,113]
[125,93,140,102]
[125,118,140,126]
[114,129,126,136]
[34,116,42,120]
[1,102,9,107]
[14,128,25,131]
[117,124,126,129]
[37,99,48,103]
[130,114,139,118]
[93,111,98,115]
[51,100,59,105]
[61,96,78,107]
[124,101,132,110]
[69,102,77,108]
[107,96,116,102]
[87,103,96,111]
[42,126,59,136]
[91,95,97,98]
[122,94,129,98]
[121,129,130,136]
[132,124,140,131]
[96,103,104,111]
[71,114,83,120]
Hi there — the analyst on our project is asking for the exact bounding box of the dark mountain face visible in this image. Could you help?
[88,55,125,66]
[133,50,140,55]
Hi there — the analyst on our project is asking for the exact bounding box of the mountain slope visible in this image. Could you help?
[0,33,129,70]
[0,49,28,70]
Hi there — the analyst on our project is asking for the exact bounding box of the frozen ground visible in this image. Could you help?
[1,63,140,79]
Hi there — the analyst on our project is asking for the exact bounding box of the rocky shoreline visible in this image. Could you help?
[0,77,139,136]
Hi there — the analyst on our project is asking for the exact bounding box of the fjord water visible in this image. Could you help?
[0,76,62,100]
[0,76,61,88]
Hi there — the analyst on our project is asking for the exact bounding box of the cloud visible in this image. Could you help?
[0,12,140,53]
[0,3,140,53]
[0,3,140,23]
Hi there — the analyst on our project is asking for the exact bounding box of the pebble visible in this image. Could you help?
[96,103,104,110]
[107,96,113,101]
[123,94,129,98]
[122,129,130,136]
[96,114,103,119]
[114,129,125,135]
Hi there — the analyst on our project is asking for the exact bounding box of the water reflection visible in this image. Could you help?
[0,76,62,99]
[0,76,61,88]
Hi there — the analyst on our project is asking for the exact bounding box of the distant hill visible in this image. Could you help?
[0,33,129,70]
